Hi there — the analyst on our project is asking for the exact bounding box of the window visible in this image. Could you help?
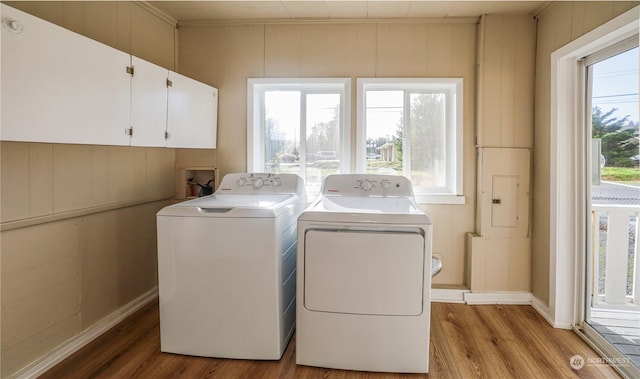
[356,78,463,203]
[247,78,350,196]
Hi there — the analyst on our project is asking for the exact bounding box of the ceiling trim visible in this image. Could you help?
[177,16,481,27]
[135,1,178,27]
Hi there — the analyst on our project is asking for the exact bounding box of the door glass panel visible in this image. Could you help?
[587,45,640,371]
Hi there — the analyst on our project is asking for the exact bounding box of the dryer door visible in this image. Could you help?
[304,229,425,316]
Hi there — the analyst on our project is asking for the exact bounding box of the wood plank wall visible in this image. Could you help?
[177,21,480,288]
[0,2,177,377]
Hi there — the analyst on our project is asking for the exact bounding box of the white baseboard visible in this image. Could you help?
[530,294,572,329]
[431,288,469,303]
[13,287,158,379]
[431,289,534,305]
[531,294,552,324]
[463,292,533,305]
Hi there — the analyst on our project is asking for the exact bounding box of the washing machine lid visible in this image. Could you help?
[183,193,294,208]
[158,193,301,218]
[159,172,308,218]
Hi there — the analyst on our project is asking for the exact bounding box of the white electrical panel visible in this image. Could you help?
[477,148,530,238]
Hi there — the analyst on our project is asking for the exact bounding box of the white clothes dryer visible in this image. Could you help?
[157,173,306,360]
[296,174,432,373]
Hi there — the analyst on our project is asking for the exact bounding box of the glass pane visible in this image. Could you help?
[306,93,341,196]
[264,91,301,175]
[587,46,640,371]
[409,93,446,191]
[365,90,403,175]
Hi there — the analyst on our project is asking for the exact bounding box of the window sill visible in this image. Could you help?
[415,194,466,205]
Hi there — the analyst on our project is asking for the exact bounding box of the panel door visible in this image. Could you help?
[130,56,168,147]
[304,229,425,316]
[491,175,519,227]
[1,4,130,145]
[167,71,218,149]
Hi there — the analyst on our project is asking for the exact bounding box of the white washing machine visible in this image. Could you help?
[296,174,432,373]
[157,173,306,360]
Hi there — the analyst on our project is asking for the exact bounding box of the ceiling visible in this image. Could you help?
[149,1,549,24]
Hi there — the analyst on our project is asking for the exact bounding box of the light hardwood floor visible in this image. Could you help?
[40,301,620,378]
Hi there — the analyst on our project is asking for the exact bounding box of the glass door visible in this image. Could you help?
[582,37,640,377]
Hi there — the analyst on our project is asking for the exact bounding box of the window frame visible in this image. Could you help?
[356,78,464,204]
[247,78,351,190]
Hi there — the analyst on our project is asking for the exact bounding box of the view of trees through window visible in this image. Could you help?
[263,90,342,194]
[591,46,639,182]
[365,90,447,191]
[252,78,460,198]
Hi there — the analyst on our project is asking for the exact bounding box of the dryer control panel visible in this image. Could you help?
[217,173,305,195]
[321,174,414,197]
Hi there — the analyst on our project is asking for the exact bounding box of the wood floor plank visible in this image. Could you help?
[472,305,557,378]
[39,301,622,378]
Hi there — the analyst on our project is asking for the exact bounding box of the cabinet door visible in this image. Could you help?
[167,71,218,149]
[131,56,168,147]
[1,4,131,145]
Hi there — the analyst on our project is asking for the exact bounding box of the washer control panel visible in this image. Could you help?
[322,174,414,197]
[218,173,301,194]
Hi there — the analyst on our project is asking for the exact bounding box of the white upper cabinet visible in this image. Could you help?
[1,4,218,149]
[1,4,131,146]
[130,56,169,147]
[167,71,218,149]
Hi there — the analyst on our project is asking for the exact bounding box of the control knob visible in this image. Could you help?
[236,178,247,186]
[359,180,372,191]
[253,178,264,189]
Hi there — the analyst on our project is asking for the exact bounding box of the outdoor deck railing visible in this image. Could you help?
[592,204,640,308]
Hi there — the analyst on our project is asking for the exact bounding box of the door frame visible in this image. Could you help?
[549,6,639,378]
[549,5,639,330]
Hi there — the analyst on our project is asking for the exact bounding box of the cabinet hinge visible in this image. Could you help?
[125,127,133,136]
[166,79,173,87]
[165,131,171,140]
[126,66,134,76]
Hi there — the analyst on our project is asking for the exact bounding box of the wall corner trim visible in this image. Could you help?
[11,288,159,379]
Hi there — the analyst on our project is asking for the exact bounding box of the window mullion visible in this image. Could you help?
[403,91,411,179]
[258,89,266,171]
[300,91,307,183]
